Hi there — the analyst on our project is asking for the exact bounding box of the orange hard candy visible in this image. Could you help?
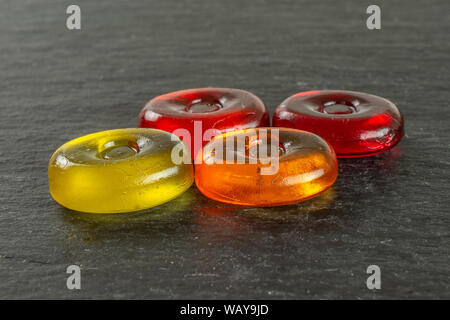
[195,128,338,206]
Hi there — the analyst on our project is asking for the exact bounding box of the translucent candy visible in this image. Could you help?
[138,88,270,159]
[48,129,193,213]
[273,90,404,157]
[195,128,338,206]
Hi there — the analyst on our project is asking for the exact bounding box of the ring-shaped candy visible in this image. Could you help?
[48,128,194,213]
[195,128,338,206]
[273,90,404,157]
[138,88,270,159]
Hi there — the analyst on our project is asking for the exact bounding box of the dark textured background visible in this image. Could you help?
[0,0,449,299]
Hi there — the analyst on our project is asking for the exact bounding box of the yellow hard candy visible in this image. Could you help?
[48,128,193,213]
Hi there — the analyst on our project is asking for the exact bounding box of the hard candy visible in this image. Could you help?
[48,128,193,213]
[273,90,404,157]
[138,88,270,159]
[194,128,338,206]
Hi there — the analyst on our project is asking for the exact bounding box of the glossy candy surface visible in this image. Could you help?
[48,129,194,213]
[138,88,270,159]
[195,128,338,206]
[273,90,404,158]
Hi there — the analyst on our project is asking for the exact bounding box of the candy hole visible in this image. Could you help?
[98,140,140,160]
[244,135,285,161]
[186,98,223,113]
[322,99,358,114]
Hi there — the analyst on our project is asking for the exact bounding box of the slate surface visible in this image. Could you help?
[0,0,449,299]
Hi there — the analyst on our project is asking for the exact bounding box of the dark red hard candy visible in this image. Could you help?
[139,88,270,159]
[273,90,404,158]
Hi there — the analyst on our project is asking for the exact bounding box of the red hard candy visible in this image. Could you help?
[138,88,270,159]
[273,90,404,158]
